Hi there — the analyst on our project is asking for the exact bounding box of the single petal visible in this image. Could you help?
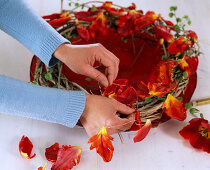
[187,30,198,43]
[51,145,82,170]
[75,11,100,22]
[162,94,187,121]
[88,127,114,162]
[133,119,152,143]
[45,142,60,163]
[153,25,174,43]
[42,13,61,20]
[48,16,71,28]
[75,19,90,41]
[168,36,189,55]
[19,136,36,159]
[129,109,142,131]
[38,163,46,170]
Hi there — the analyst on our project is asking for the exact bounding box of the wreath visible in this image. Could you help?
[28,1,209,169]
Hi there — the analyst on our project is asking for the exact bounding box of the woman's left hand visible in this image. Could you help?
[53,43,119,87]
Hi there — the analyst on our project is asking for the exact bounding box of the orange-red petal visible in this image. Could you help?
[19,136,36,159]
[133,119,152,143]
[38,163,46,170]
[153,25,174,43]
[51,145,82,170]
[168,36,189,55]
[45,142,60,163]
[162,94,187,121]
[88,127,114,162]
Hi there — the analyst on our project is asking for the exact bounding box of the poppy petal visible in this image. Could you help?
[88,127,114,162]
[162,94,187,121]
[133,119,152,143]
[45,142,60,163]
[19,136,36,159]
[51,145,82,170]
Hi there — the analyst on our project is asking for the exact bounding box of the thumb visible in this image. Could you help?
[84,65,109,87]
[112,99,135,115]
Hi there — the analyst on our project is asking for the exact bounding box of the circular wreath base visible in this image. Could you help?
[30,28,197,126]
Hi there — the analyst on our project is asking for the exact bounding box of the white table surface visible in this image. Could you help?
[0,0,209,169]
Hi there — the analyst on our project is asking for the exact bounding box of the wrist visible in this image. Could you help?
[53,43,70,63]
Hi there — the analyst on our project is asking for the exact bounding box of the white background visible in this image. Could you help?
[0,0,210,169]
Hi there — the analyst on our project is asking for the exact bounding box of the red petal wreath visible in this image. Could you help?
[28,1,207,165]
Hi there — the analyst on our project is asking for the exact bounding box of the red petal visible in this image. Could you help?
[133,81,150,100]
[162,94,187,121]
[129,109,142,131]
[153,25,174,43]
[88,127,114,162]
[45,142,60,163]
[76,21,90,41]
[51,145,82,170]
[187,30,198,43]
[42,13,61,20]
[48,17,71,28]
[168,36,189,55]
[75,11,100,22]
[38,163,46,170]
[19,136,36,159]
[128,3,136,10]
[133,119,152,143]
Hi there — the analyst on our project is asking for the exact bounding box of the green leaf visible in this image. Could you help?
[75,2,79,7]
[48,68,53,73]
[145,97,152,103]
[185,103,192,109]
[183,72,188,79]
[68,2,71,6]
[173,24,180,32]
[169,12,174,18]
[190,108,199,115]
[32,81,38,85]
[121,37,128,43]
[85,77,92,82]
[157,97,166,101]
[35,68,41,74]
[162,55,168,61]
[187,20,191,25]
[72,33,78,38]
[176,17,182,23]
[183,15,189,19]
[91,6,97,12]
[170,6,177,11]
[81,4,85,9]
[200,113,204,118]
[177,97,183,101]
[45,73,53,81]
[175,53,181,57]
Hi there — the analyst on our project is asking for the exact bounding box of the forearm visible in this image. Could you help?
[0,75,86,127]
[0,0,69,67]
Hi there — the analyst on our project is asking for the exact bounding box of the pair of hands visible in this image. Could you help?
[54,43,135,137]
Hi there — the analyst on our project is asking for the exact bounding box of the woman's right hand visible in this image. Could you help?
[80,94,135,137]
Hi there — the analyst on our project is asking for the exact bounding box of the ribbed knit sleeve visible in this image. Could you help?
[0,0,70,67]
[0,75,86,127]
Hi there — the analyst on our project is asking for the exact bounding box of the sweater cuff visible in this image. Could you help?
[40,32,70,67]
[62,91,86,127]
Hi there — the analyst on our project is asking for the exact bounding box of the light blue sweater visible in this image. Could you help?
[0,0,86,127]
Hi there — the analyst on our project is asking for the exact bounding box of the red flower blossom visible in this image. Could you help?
[147,60,178,97]
[45,142,60,163]
[133,119,152,143]
[168,36,189,55]
[179,55,198,78]
[19,136,36,159]
[51,145,82,170]
[128,3,136,10]
[153,25,174,43]
[75,19,90,41]
[162,94,187,121]
[117,10,139,37]
[132,81,150,100]
[88,12,109,39]
[135,11,159,31]
[103,79,138,105]
[179,118,210,153]
[88,127,114,162]
[187,30,198,44]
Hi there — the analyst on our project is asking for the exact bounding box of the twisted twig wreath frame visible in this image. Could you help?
[30,1,200,126]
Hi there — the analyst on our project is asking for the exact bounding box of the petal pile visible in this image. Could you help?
[19,136,36,159]
[88,127,114,162]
